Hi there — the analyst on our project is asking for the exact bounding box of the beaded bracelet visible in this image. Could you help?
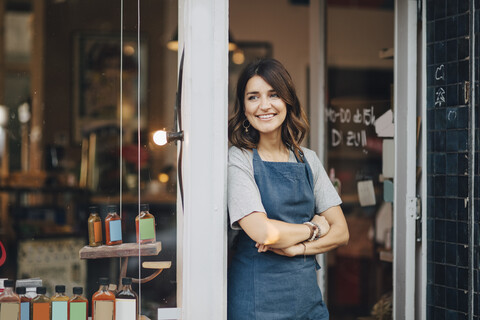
[303,221,320,241]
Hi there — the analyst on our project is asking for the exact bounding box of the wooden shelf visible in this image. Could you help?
[79,242,162,259]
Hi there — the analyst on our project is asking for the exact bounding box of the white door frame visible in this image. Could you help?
[176,0,229,319]
[393,0,418,319]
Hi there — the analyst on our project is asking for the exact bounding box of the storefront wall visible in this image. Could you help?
[426,0,479,319]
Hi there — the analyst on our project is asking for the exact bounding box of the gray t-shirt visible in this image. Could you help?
[228,146,342,230]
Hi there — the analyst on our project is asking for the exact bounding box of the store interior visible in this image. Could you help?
[0,0,394,318]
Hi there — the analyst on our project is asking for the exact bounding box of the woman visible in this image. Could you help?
[227,58,349,320]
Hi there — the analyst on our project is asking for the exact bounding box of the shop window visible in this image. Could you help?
[0,0,179,318]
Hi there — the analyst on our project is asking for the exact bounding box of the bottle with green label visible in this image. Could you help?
[68,287,88,320]
[135,204,156,244]
[51,285,68,320]
[0,280,20,320]
[31,287,50,320]
[115,278,137,320]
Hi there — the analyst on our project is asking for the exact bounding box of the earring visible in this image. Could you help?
[243,119,251,133]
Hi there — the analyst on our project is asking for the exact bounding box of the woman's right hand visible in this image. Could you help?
[311,215,330,237]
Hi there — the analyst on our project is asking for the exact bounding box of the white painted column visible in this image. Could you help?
[393,0,418,319]
[178,0,229,319]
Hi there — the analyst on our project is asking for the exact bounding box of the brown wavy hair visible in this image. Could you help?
[228,58,309,161]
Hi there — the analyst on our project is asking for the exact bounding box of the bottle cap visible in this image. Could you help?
[3,280,14,288]
[99,277,109,285]
[89,206,99,213]
[36,287,47,294]
[73,287,83,295]
[140,204,149,212]
[121,277,132,285]
[107,205,117,213]
[16,287,26,294]
[55,285,66,293]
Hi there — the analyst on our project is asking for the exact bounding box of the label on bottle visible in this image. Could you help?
[20,302,29,320]
[109,220,122,242]
[69,302,86,320]
[0,302,20,320]
[94,221,102,242]
[51,301,67,320]
[32,303,49,320]
[139,218,155,240]
[94,301,114,320]
[115,299,136,320]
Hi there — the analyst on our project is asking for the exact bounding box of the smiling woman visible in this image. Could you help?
[227,59,349,320]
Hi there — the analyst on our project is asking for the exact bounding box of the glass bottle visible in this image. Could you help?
[135,204,156,244]
[31,287,50,320]
[51,285,68,320]
[105,205,122,245]
[91,278,115,320]
[0,280,20,320]
[88,206,103,247]
[16,287,31,320]
[115,278,137,320]
[68,287,88,320]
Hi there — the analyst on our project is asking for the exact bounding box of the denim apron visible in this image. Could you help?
[228,149,329,320]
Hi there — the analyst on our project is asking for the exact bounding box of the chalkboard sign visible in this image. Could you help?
[327,98,391,204]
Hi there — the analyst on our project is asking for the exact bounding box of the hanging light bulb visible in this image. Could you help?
[153,130,183,146]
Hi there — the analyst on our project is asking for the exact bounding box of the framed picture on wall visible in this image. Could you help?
[72,33,148,142]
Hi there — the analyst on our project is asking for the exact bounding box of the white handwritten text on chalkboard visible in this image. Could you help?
[327,106,375,148]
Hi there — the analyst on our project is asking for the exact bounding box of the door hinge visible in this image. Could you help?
[416,196,422,242]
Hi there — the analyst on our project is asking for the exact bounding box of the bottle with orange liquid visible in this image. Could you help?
[68,287,88,320]
[92,278,115,320]
[135,204,156,244]
[31,287,50,320]
[0,280,20,320]
[105,205,122,245]
[16,286,31,320]
[88,206,103,247]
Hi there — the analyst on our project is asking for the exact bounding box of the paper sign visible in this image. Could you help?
[51,301,67,320]
[382,139,395,178]
[109,220,122,242]
[0,303,19,320]
[375,109,394,137]
[115,299,136,320]
[383,180,394,203]
[140,218,155,240]
[69,302,87,320]
[94,301,114,320]
[357,180,376,207]
[375,202,393,245]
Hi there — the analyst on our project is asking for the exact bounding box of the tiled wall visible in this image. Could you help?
[426,0,475,319]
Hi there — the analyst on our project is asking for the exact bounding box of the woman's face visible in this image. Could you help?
[244,75,287,137]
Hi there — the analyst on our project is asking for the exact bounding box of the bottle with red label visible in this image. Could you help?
[105,205,122,246]
[135,204,156,244]
[88,206,103,247]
